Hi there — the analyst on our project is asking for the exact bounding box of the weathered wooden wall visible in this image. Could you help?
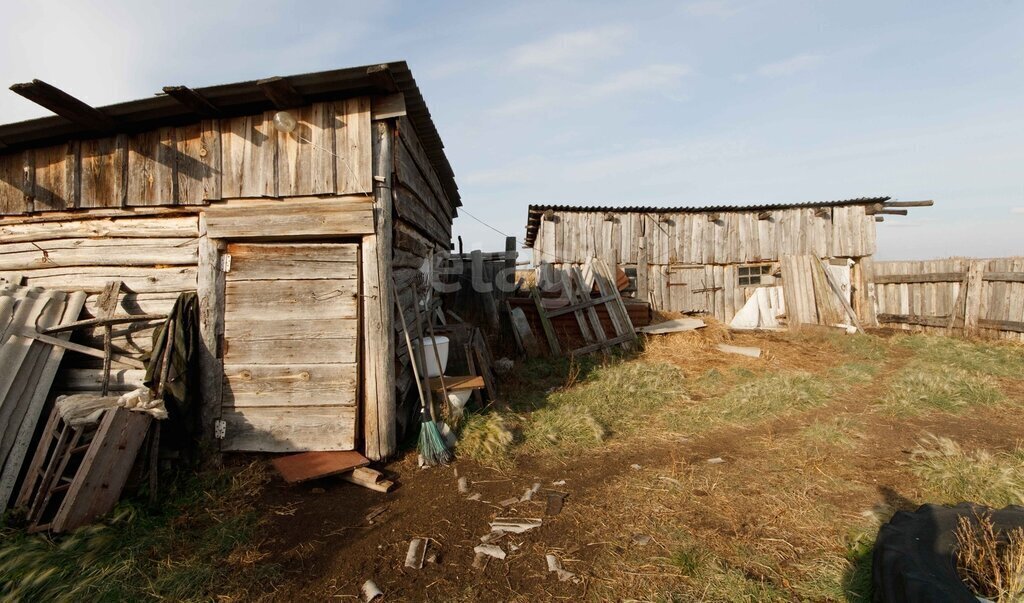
[390,117,457,435]
[0,210,201,395]
[872,257,1024,341]
[0,100,375,214]
[532,205,876,323]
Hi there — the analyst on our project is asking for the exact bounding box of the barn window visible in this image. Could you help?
[737,264,772,287]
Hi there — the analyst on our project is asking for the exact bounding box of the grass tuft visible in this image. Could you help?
[800,417,864,449]
[689,371,832,425]
[955,512,1024,602]
[878,365,1004,415]
[898,334,1024,379]
[0,462,278,602]
[455,413,515,466]
[910,435,1024,506]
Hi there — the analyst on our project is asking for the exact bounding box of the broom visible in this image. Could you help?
[393,280,451,465]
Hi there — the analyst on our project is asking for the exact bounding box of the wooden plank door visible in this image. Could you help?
[220,243,359,452]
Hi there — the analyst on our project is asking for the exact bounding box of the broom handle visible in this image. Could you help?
[392,280,429,416]
[414,287,450,416]
[409,287,439,423]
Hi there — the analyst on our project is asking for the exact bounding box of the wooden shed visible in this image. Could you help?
[0,62,459,460]
[524,199,930,327]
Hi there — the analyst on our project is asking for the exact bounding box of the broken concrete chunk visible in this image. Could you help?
[457,476,469,494]
[361,580,383,602]
[552,480,566,486]
[405,538,427,569]
[519,488,534,502]
[490,518,542,534]
[630,463,642,470]
[499,497,520,507]
[707,457,725,464]
[466,492,482,501]
[474,543,506,560]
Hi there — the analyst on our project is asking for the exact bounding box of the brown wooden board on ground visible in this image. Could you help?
[272,450,371,484]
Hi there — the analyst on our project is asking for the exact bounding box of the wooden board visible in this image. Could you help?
[271,450,369,484]
[204,197,374,239]
[220,242,360,452]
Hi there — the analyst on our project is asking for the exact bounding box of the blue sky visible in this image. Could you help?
[1,0,1021,259]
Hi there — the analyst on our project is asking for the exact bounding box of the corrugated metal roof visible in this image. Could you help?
[0,61,460,206]
[523,197,890,247]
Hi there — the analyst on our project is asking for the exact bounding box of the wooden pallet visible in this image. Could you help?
[16,405,152,533]
[537,261,637,356]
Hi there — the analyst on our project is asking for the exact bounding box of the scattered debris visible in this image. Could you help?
[658,476,683,488]
[519,487,535,502]
[714,343,762,358]
[545,553,577,582]
[544,491,568,516]
[467,493,482,501]
[637,317,706,334]
[480,530,506,543]
[632,534,652,546]
[707,457,726,464]
[630,463,642,470]
[474,543,507,560]
[490,518,543,534]
[458,476,469,494]
[552,479,566,486]
[405,538,428,569]
[472,552,488,569]
[364,505,388,524]
[343,467,395,493]
[361,579,383,602]
[499,497,519,507]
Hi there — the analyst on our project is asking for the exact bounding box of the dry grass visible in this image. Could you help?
[897,334,1024,379]
[911,435,1024,506]
[800,416,865,450]
[955,512,1024,601]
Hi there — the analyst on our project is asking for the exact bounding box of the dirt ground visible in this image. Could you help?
[245,328,1024,602]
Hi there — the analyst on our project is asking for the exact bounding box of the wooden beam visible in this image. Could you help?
[9,80,116,132]
[864,203,886,215]
[983,272,1024,283]
[371,93,406,120]
[161,86,223,118]
[757,211,771,220]
[17,328,145,369]
[877,313,955,329]
[542,209,555,221]
[877,209,908,216]
[707,212,721,222]
[873,271,965,284]
[814,207,831,218]
[883,200,933,208]
[978,318,1024,333]
[256,77,305,109]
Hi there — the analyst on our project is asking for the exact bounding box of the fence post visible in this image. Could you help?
[963,260,985,336]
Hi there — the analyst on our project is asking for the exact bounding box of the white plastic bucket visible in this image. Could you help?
[419,336,449,378]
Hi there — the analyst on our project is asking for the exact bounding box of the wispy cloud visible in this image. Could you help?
[756,53,825,77]
[684,0,741,17]
[490,63,691,116]
[508,25,633,72]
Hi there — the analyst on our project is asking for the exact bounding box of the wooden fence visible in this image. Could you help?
[870,257,1024,340]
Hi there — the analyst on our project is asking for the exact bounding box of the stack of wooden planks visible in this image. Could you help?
[0,281,87,512]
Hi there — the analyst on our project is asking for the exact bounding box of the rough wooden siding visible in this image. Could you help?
[873,257,1024,341]
[0,99,378,213]
[390,117,454,421]
[534,205,875,320]
[0,212,202,394]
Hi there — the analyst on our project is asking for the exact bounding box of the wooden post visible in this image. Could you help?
[963,260,986,336]
[196,213,225,461]
[502,236,517,296]
[637,236,649,303]
[362,120,397,461]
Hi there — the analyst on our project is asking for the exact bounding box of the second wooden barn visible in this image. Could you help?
[0,62,457,460]
[524,198,932,327]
